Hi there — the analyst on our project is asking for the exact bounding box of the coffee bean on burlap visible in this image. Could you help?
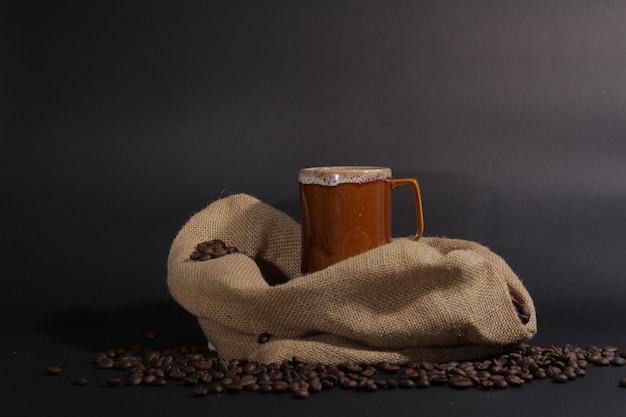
[190,240,239,261]
[258,332,271,344]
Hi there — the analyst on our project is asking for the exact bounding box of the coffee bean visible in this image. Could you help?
[294,388,310,399]
[341,378,358,389]
[225,382,243,393]
[611,357,626,366]
[360,366,377,377]
[479,380,494,390]
[511,295,531,324]
[49,339,626,398]
[73,377,87,385]
[309,378,323,392]
[493,378,508,389]
[190,240,239,261]
[448,376,472,389]
[143,330,158,340]
[192,388,208,397]
[128,375,143,386]
[593,357,611,366]
[209,383,224,394]
[258,332,271,344]
[106,378,121,387]
[505,375,525,387]
[398,378,415,388]
[272,380,289,393]
[46,366,62,376]
[151,378,167,386]
[259,383,273,393]
[96,358,115,369]
[339,362,363,373]
[415,378,430,388]
[619,378,626,387]
[370,378,384,389]
[382,379,398,389]
[244,383,260,392]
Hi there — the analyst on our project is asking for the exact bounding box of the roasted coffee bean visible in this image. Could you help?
[52,340,626,398]
[492,378,508,389]
[505,375,525,387]
[611,357,626,366]
[360,366,377,377]
[73,377,87,385]
[128,375,143,386]
[209,383,224,394]
[225,382,243,393]
[361,382,378,392]
[96,358,115,369]
[258,332,271,344]
[429,374,448,386]
[293,388,310,399]
[258,383,273,393]
[144,330,158,339]
[448,376,473,389]
[272,380,289,393]
[190,240,239,261]
[182,376,198,386]
[339,362,363,373]
[415,378,430,388]
[593,356,611,366]
[308,378,323,392]
[341,378,358,389]
[151,377,167,386]
[398,378,415,388]
[244,383,260,392]
[619,378,626,387]
[192,388,208,397]
[106,378,121,387]
[46,366,62,376]
[511,296,531,324]
[479,380,494,390]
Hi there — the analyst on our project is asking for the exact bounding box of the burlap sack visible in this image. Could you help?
[167,194,536,365]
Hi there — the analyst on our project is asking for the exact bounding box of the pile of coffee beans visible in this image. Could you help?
[46,341,626,398]
[190,239,239,261]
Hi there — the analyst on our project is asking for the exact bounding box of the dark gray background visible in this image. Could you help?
[3,1,626,416]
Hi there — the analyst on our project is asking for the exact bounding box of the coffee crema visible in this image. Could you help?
[298,166,392,187]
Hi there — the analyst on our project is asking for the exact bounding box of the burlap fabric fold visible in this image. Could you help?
[167,194,536,365]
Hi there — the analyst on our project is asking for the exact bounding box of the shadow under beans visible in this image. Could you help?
[37,299,207,352]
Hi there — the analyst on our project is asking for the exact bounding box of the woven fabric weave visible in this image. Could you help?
[167,194,536,364]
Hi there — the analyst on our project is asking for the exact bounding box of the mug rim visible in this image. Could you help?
[299,166,392,186]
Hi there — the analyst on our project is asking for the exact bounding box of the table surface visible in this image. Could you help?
[5,269,626,417]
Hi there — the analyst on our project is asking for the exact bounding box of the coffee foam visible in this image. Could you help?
[299,166,392,186]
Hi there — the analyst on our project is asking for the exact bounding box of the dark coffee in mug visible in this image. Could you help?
[299,166,423,274]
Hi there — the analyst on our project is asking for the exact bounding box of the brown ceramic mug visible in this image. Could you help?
[299,166,424,274]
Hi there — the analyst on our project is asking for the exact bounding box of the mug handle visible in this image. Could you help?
[390,178,424,241]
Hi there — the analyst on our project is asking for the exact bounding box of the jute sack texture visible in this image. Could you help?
[167,194,537,365]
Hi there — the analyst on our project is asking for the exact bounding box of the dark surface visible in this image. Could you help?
[4,1,626,415]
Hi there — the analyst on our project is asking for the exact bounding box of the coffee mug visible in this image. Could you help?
[299,166,424,274]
